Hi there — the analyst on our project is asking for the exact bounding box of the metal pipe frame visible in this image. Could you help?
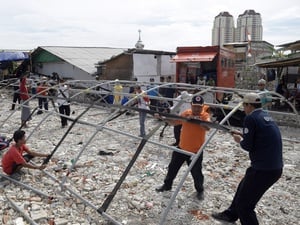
[1,80,299,225]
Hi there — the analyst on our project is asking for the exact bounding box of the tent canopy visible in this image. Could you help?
[0,52,29,62]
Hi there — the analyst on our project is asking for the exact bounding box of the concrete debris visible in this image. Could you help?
[14,217,25,225]
[54,218,68,225]
[30,209,48,221]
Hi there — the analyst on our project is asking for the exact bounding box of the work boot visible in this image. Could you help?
[211,211,238,223]
[196,191,204,200]
[155,184,171,192]
[170,142,179,146]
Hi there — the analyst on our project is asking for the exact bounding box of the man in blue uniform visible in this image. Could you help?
[212,93,283,225]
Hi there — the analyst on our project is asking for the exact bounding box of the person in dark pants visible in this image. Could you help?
[212,93,283,225]
[164,76,176,107]
[158,76,175,111]
[57,78,71,128]
[147,78,159,111]
[134,85,150,137]
[37,77,49,114]
[11,81,21,110]
[155,95,210,200]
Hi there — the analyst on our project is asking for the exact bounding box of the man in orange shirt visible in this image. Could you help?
[2,130,48,175]
[155,95,210,200]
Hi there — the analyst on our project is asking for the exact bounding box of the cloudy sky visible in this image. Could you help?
[1,0,299,51]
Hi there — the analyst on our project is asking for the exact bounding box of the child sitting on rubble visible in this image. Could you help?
[1,130,49,175]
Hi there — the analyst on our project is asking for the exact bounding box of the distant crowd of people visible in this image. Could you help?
[275,78,300,107]
[10,71,71,128]
[257,77,300,109]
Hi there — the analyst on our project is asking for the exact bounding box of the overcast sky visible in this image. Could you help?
[1,0,299,51]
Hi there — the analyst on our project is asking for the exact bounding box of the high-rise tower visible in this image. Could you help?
[235,9,263,42]
[212,11,235,46]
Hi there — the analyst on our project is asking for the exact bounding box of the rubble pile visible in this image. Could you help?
[0,93,299,225]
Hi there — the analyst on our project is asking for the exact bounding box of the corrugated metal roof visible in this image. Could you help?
[40,46,127,74]
[255,57,300,68]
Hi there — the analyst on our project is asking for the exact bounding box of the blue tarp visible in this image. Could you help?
[0,52,29,62]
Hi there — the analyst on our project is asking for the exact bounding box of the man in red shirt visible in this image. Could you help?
[19,73,31,127]
[2,130,49,175]
[155,95,210,200]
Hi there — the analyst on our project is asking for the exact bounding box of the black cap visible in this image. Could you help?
[192,95,204,105]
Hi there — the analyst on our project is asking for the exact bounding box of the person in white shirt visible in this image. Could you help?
[257,79,272,109]
[134,85,150,137]
[169,91,192,146]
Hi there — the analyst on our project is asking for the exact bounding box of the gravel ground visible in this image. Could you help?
[0,91,299,225]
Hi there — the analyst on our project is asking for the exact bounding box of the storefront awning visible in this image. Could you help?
[171,52,217,62]
[255,57,300,68]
